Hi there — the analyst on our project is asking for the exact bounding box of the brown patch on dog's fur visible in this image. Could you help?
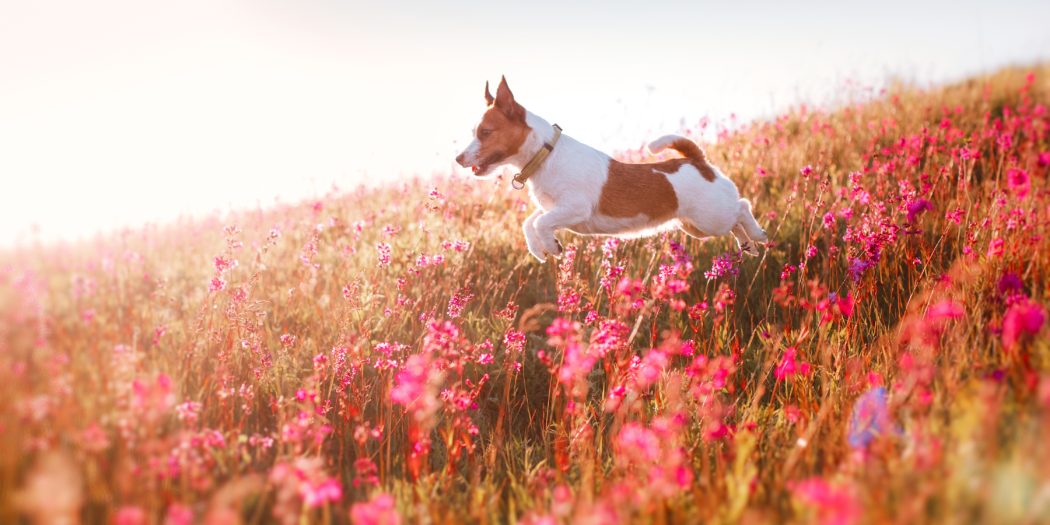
[599,159,681,220]
[472,77,530,170]
[663,138,716,182]
[475,106,529,162]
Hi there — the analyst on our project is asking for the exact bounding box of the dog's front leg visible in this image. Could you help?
[522,209,547,262]
[532,205,590,261]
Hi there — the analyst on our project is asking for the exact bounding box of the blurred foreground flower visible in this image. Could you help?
[847,387,895,449]
[1001,300,1046,351]
[790,477,861,525]
[350,492,401,525]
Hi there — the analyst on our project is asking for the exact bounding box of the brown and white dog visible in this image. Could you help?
[456,77,768,263]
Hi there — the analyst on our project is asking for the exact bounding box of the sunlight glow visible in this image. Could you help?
[1,0,1047,245]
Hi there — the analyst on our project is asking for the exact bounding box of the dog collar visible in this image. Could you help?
[512,124,562,190]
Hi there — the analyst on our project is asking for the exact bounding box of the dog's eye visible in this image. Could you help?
[478,129,493,139]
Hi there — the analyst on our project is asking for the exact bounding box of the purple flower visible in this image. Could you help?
[704,253,739,281]
[847,387,894,449]
[905,198,932,223]
[997,272,1024,297]
[848,258,870,283]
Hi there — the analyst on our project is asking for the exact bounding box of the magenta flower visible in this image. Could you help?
[927,300,964,322]
[775,347,811,380]
[987,237,1004,258]
[822,212,836,229]
[208,276,227,292]
[790,478,861,525]
[837,292,855,318]
[390,355,428,406]
[905,198,932,223]
[447,288,474,318]
[1006,168,1030,197]
[997,272,1024,297]
[164,504,193,525]
[848,258,870,282]
[1002,300,1046,351]
[704,252,739,280]
[301,478,342,507]
[376,242,392,267]
[350,493,401,525]
[114,506,147,525]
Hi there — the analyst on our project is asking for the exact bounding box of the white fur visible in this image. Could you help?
[465,110,767,262]
[646,134,684,155]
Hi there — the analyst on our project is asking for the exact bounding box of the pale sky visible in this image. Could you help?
[2,0,1048,245]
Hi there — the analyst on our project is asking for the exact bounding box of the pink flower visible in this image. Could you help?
[350,493,401,525]
[905,198,932,223]
[837,292,855,318]
[822,212,836,229]
[208,276,227,292]
[1006,168,1030,197]
[790,478,860,525]
[775,347,811,380]
[376,242,392,267]
[114,506,147,525]
[927,300,964,322]
[987,237,1004,258]
[1002,300,1046,351]
[164,504,193,525]
[447,288,474,318]
[301,478,342,507]
[213,256,238,273]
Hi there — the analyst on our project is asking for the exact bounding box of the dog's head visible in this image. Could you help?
[455,76,531,177]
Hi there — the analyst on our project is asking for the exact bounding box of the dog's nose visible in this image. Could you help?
[455,153,467,167]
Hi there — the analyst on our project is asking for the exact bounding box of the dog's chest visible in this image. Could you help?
[527,185,559,211]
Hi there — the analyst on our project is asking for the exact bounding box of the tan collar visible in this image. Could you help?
[511,124,562,189]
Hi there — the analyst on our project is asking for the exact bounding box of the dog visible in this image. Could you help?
[455,77,768,263]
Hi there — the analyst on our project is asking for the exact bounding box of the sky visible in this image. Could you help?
[1,0,1048,246]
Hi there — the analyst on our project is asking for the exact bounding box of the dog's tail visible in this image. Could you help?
[737,198,769,242]
[647,135,716,181]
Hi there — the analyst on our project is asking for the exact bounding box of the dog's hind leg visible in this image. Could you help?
[679,221,710,240]
[737,199,768,242]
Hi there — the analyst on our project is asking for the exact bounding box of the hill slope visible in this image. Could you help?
[1,67,1049,524]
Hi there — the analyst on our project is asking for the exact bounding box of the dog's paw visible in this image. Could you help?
[527,247,547,263]
[537,237,562,261]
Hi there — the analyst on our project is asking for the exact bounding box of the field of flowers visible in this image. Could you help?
[2,66,1049,524]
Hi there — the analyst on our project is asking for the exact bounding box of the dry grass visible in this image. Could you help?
[1,66,1048,524]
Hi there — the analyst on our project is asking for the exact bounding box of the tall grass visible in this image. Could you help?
[1,66,1048,524]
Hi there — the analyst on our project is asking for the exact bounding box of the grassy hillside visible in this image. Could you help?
[1,66,1048,524]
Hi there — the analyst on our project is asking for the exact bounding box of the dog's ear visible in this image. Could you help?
[484,81,494,106]
[495,75,525,121]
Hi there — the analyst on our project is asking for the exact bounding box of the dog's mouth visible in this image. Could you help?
[471,152,504,177]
